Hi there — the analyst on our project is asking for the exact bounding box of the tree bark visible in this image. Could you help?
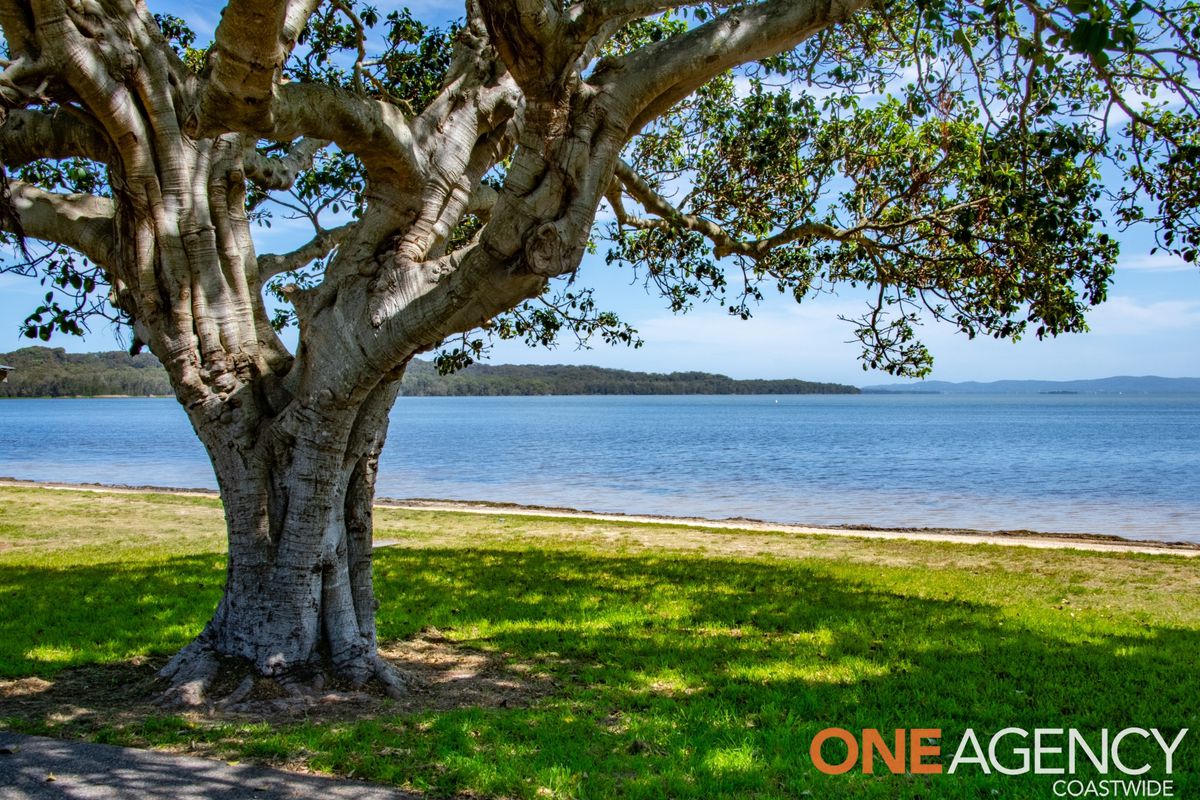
[159,378,405,706]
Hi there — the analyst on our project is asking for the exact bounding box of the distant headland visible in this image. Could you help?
[0,347,859,397]
[862,377,1200,394]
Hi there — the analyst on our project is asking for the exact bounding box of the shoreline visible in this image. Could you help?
[2,477,1196,558]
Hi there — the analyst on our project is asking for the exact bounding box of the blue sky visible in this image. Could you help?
[2,0,1198,385]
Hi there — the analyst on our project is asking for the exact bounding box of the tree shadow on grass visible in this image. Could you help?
[0,554,223,679]
[0,546,1196,799]
[370,547,1200,799]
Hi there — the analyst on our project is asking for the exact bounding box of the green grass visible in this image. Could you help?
[1,485,1197,798]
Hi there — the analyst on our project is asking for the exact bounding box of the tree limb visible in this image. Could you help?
[597,0,870,134]
[565,1,692,42]
[4,180,115,265]
[257,222,354,281]
[614,160,871,257]
[467,182,500,219]
[196,0,322,135]
[0,107,112,166]
[243,137,328,190]
[266,83,422,188]
[476,0,566,95]
[0,1,35,59]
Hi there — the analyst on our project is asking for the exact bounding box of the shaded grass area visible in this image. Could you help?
[0,485,1197,798]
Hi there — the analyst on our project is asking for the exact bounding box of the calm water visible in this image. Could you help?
[1,394,1197,542]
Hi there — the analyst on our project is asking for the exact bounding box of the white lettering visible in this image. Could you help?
[1036,728,1066,774]
[1150,729,1187,774]
[989,727,1030,775]
[1070,729,1110,774]
[1113,728,1152,776]
[948,729,989,774]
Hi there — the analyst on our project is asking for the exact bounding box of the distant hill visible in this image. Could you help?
[399,360,858,396]
[0,346,859,397]
[862,376,1200,394]
[0,347,173,397]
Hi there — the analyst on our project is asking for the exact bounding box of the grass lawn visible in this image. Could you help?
[0,484,1197,798]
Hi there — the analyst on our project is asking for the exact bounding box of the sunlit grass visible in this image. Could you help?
[0,485,1197,798]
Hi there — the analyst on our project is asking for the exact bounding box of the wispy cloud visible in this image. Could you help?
[1119,252,1197,273]
[1087,295,1200,334]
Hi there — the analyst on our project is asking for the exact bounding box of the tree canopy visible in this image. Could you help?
[2,0,1197,378]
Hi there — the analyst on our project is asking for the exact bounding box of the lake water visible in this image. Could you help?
[1,394,1197,542]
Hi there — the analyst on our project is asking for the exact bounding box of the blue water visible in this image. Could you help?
[1,394,1197,542]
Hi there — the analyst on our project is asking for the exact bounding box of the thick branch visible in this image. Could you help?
[598,0,869,133]
[197,0,321,135]
[467,183,500,219]
[0,1,35,59]
[267,83,421,187]
[243,137,328,190]
[565,1,691,42]
[0,107,112,166]
[4,180,115,265]
[476,0,565,95]
[0,54,54,108]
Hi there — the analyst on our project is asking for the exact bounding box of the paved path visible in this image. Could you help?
[0,733,416,800]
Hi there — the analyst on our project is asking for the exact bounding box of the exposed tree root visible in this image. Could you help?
[3,630,552,734]
[155,640,416,712]
[373,655,411,699]
[156,636,220,709]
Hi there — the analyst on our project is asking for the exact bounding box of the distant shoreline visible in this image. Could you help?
[4,346,1200,396]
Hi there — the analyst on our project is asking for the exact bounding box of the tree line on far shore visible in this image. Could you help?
[0,347,173,397]
[0,346,859,398]
[400,359,858,395]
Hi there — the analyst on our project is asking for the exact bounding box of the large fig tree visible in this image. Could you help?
[0,0,1196,704]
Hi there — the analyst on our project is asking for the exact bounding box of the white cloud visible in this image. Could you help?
[1086,296,1200,335]
[1119,252,1196,273]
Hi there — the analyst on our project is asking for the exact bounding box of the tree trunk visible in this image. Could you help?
[158,379,406,707]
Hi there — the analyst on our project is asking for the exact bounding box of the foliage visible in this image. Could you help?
[607,0,1194,375]
[1,486,1197,799]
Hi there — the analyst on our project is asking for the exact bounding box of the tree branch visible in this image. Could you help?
[257,222,354,281]
[0,107,112,166]
[243,136,328,190]
[196,0,322,136]
[266,83,422,188]
[597,0,870,134]
[4,180,115,265]
[0,1,35,59]
[614,160,872,257]
[476,0,566,95]
[565,1,691,42]
[0,54,54,109]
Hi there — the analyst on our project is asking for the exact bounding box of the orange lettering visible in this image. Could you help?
[910,728,943,774]
[811,728,860,775]
[863,729,907,774]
